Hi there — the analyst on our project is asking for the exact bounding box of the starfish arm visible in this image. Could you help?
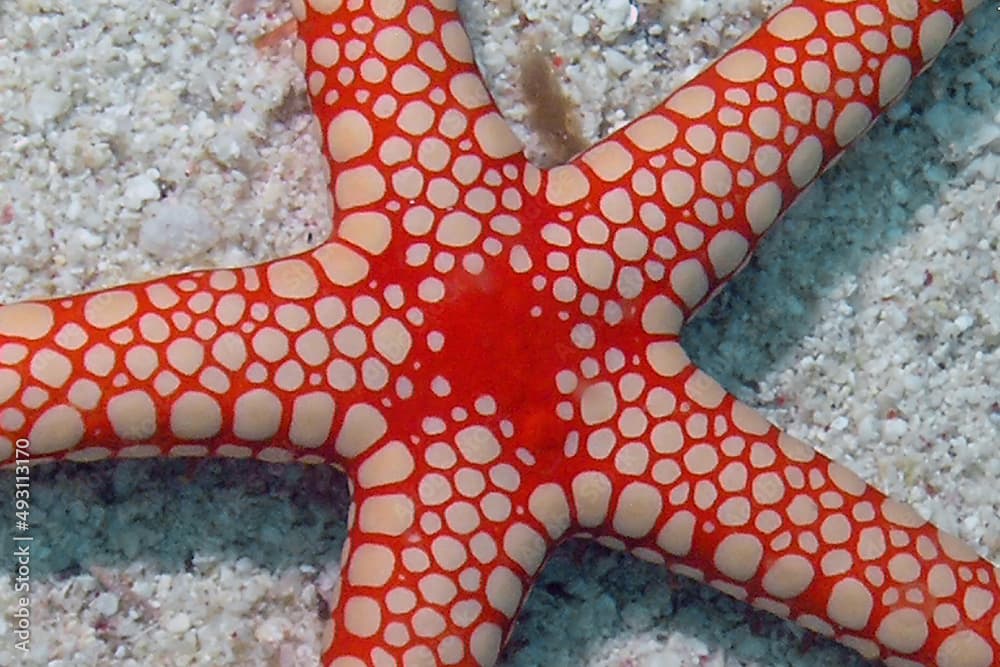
[568,346,1000,666]
[548,0,983,322]
[292,0,538,258]
[0,246,396,468]
[321,408,565,666]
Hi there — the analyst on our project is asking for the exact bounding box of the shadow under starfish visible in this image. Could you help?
[0,1,996,667]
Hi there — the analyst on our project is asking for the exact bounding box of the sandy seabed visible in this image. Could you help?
[0,1,998,665]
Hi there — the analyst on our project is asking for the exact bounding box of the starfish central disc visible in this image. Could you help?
[404,251,577,432]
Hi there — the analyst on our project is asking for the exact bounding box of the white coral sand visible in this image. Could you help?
[0,1,997,665]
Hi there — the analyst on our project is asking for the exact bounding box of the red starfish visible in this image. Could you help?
[1,1,997,666]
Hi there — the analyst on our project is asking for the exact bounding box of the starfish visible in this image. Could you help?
[1,0,998,666]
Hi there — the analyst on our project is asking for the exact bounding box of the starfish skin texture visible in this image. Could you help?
[1,0,997,666]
